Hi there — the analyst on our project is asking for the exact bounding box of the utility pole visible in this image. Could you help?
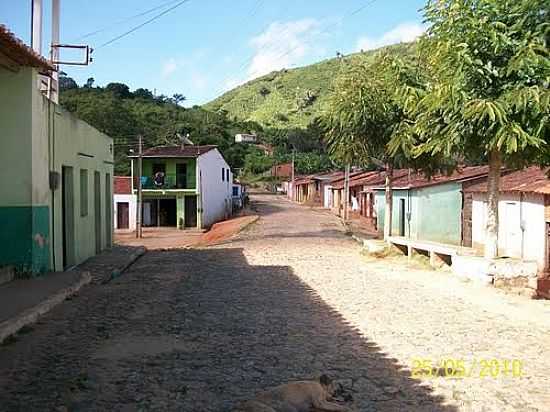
[343,163,350,221]
[291,150,295,201]
[136,135,143,238]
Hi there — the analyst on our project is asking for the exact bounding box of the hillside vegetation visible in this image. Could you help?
[205,43,414,130]
[59,43,413,178]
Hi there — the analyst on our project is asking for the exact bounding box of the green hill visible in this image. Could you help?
[204,43,414,130]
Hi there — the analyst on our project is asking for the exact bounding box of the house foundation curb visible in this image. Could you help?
[0,271,91,345]
[106,247,146,283]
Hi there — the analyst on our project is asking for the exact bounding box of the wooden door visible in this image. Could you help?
[184,196,197,228]
[117,202,129,229]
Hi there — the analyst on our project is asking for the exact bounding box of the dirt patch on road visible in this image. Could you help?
[115,215,259,250]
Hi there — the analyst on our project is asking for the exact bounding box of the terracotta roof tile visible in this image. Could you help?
[378,165,490,190]
[465,167,550,194]
[129,145,217,158]
[0,25,54,71]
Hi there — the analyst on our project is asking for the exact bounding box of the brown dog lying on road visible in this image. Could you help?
[232,375,349,412]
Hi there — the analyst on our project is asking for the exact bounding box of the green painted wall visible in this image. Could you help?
[375,182,463,245]
[141,158,196,189]
[0,65,114,274]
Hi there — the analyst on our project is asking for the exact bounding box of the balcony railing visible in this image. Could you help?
[135,174,194,190]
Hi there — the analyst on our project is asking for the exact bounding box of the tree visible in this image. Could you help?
[106,82,132,99]
[401,0,549,258]
[84,77,95,88]
[172,93,187,105]
[324,52,432,239]
[133,88,154,100]
[59,72,78,91]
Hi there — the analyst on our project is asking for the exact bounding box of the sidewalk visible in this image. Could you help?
[0,271,90,344]
[0,245,145,344]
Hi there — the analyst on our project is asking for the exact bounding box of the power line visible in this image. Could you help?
[74,0,183,41]
[97,0,191,49]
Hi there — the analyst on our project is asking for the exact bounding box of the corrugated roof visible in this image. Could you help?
[465,167,550,194]
[128,145,217,158]
[373,165,490,190]
[0,25,54,71]
[114,176,132,194]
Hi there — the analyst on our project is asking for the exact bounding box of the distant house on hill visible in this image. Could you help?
[271,163,293,178]
[235,134,257,143]
[129,145,233,229]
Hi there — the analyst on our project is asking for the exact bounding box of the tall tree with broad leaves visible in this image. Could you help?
[323,51,442,240]
[395,0,549,258]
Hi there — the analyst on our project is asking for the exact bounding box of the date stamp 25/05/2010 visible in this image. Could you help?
[411,358,523,379]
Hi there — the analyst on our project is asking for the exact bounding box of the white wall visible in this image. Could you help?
[472,192,547,271]
[323,185,333,209]
[113,194,137,230]
[197,149,233,228]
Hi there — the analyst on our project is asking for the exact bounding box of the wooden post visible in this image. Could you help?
[343,164,350,221]
[136,135,143,238]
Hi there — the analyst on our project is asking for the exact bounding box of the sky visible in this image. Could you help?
[1,0,427,105]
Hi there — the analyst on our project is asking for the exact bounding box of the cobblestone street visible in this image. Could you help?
[0,195,549,411]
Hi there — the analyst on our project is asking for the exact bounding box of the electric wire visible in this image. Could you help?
[97,0,192,49]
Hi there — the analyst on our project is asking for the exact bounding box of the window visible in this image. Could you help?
[226,169,230,182]
[80,169,88,216]
[232,186,239,197]
[222,168,225,181]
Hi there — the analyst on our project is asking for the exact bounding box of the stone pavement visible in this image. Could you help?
[0,195,548,411]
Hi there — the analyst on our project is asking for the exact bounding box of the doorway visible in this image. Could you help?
[117,202,129,229]
[94,171,101,254]
[398,198,406,236]
[61,166,75,269]
[184,196,197,228]
[176,163,187,189]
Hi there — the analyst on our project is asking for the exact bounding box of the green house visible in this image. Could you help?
[373,167,489,246]
[0,26,114,275]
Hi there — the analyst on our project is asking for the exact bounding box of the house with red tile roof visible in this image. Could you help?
[465,167,550,271]
[114,177,136,231]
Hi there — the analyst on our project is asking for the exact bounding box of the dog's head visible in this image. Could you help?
[320,374,353,402]
[319,374,340,397]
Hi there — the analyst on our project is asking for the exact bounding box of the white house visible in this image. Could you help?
[467,167,550,272]
[235,133,257,143]
[129,145,233,229]
[114,176,137,230]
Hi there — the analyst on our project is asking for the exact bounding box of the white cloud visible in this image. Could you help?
[356,22,425,52]
[161,58,178,78]
[247,18,321,80]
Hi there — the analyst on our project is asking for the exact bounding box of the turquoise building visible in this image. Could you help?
[373,167,489,246]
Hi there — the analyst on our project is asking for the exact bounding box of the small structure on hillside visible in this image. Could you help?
[235,133,257,143]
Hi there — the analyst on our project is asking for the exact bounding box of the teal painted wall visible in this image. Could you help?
[415,182,462,245]
[0,206,49,273]
[375,182,463,245]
